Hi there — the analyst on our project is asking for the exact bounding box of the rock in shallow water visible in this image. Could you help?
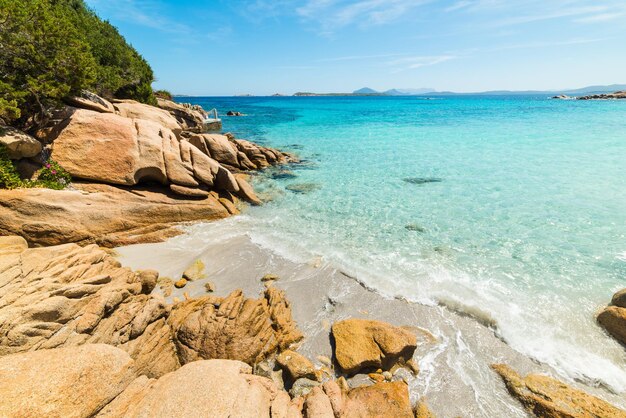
[271,170,298,180]
[598,306,626,347]
[286,182,321,194]
[402,177,443,185]
[492,364,626,418]
[405,223,426,233]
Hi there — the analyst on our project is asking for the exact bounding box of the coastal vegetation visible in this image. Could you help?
[0,144,71,190]
[0,0,155,127]
[154,89,174,100]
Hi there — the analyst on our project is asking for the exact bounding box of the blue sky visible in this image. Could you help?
[85,0,626,96]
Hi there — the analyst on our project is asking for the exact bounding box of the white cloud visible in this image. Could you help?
[574,12,625,23]
[388,55,457,72]
[296,0,433,33]
[86,0,192,35]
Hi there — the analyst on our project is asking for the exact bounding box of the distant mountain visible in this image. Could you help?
[353,87,379,94]
[560,84,626,95]
[296,84,626,98]
[385,88,436,96]
[352,87,437,95]
[422,84,626,97]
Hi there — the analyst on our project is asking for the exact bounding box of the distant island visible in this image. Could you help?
[291,84,626,97]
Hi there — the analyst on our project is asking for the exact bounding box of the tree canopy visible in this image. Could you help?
[0,0,156,126]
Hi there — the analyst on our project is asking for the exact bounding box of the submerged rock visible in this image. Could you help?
[271,170,298,180]
[331,319,417,375]
[405,223,426,233]
[286,182,321,194]
[492,364,626,418]
[402,177,442,185]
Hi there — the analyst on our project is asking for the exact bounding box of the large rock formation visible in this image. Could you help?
[51,109,238,194]
[113,99,183,136]
[331,319,417,375]
[0,126,42,159]
[2,91,291,247]
[0,236,179,377]
[598,288,626,347]
[169,288,303,366]
[100,359,279,418]
[0,183,236,247]
[186,132,289,172]
[0,344,137,418]
[157,98,208,132]
[0,237,303,378]
[492,364,626,418]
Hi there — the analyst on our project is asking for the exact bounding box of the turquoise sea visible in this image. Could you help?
[182,95,626,391]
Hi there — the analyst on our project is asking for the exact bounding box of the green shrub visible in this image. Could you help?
[0,145,24,189]
[154,90,174,101]
[0,144,71,190]
[0,0,156,125]
[37,159,72,190]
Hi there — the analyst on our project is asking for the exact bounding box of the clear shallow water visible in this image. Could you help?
[183,95,626,391]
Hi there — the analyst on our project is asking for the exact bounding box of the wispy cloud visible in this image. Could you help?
[574,12,625,23]
[296,0,433,34]
[443,0,626,28]
[388,55,457,72]
[486,37,609,51]
[86,0,193,35]
[315,52,411,62]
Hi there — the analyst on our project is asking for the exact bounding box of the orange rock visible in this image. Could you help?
[492,364,626,418]
[331,319,417,375]
[343,381,413,418]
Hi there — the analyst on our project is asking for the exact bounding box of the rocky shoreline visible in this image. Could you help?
[1,91,291,247]
[1,228,626,417]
